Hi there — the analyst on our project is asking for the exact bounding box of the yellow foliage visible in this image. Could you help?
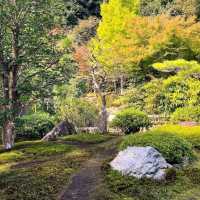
[90,12,200,75]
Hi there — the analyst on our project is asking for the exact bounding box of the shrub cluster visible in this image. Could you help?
[111,107,150,134]
[171,106,200,122]
[15,112,55,139]
[56,98,98,127]
[153,124,200,149]
[120,131,194,164]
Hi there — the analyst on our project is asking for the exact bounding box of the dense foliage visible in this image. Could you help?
[153,125,200,149]
[56,97,98,127]
[15,112,55,139]
[171,107,200,122]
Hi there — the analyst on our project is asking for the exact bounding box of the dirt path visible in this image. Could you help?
[58,137,121,200]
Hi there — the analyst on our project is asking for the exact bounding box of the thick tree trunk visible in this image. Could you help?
[1,68,18,150]
[98,95,108,133]
[2,120,15,150]
[1,66,16,150]
[42,120,76,141]
[0,17,20,149]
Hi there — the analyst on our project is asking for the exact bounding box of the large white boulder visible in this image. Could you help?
[110,146,172,180]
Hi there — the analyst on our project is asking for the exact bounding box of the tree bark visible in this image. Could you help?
[120,75,124,95]
[1,59,19,150]
[1,64,16,150]
[98,94,108,133]
[2,72,16,149]
[42,120,76,141]
[2,120,15,150]
[90,67,108,133]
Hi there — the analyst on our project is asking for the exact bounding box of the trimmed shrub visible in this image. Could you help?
[153,124,200,149]
[111,107,150,134]
[120,131,194,164]
[16,112,55,139]
[171,106,200,122]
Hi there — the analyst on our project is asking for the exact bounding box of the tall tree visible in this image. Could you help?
[84,0,140,133]
[0,0,73,149]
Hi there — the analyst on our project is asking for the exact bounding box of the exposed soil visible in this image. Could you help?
[58,137,121,200]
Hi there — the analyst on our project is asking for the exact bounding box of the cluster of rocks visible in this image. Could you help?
[110,146,172,180]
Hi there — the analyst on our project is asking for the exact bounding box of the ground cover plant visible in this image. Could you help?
[0,140,89,200]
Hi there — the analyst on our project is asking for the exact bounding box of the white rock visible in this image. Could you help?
[110,146,172,180]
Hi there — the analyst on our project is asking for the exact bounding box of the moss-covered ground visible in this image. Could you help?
[0,135,98,200]
[1,133,200,200]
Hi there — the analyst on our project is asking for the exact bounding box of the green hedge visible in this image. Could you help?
[111,107,150,134]
[120,131,194,164]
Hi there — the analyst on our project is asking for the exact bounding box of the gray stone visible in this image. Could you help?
[110,146,172,180]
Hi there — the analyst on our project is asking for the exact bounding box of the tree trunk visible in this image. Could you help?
[1,67,18,150]
[1,65,16,150]
[42,120,76,141]
[98,95,108,133]
[2,120,15,150]
[0,17,20,149]
[90,67,108,134]
[120,75,124,95]
[114,79,117,93]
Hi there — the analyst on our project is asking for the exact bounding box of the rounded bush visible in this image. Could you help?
[120,131,194,164]
[16,112,55,139]
[171,106,200,122]
[111,107,150,134]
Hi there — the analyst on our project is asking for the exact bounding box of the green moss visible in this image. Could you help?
[0,151,24,163]
[22,142,73,156]
[0,163,12,173]
[0,140,89,200]
[62,133,112,144]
